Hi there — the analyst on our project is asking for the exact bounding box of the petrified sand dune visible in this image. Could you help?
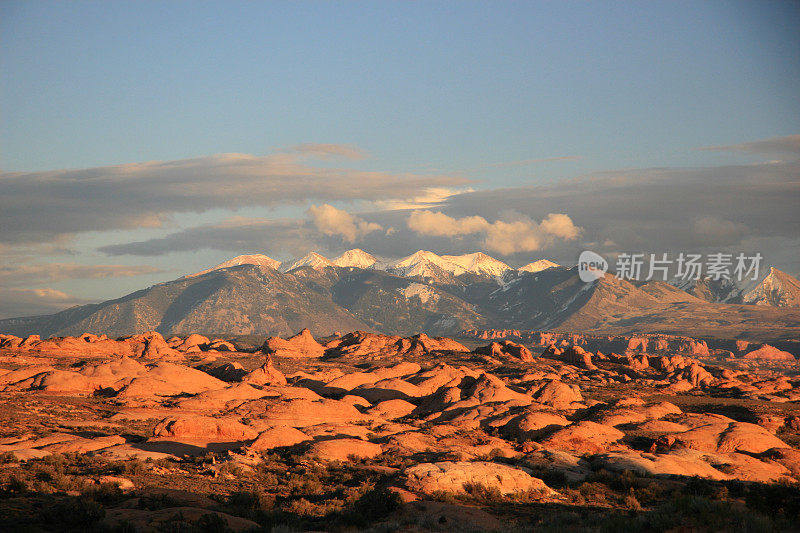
[1,328,799,531]
[405,461,557,496]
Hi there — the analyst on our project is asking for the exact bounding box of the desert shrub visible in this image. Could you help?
[194,513,234,533]
[281,496,343,517]
[345,487,401,526]
[138,492,181,510]
[0,452,16,464]
[744,481,800,522]
[681,477,720,498]
[227,489,276,513]
[285,472,324,496]
[624,490,642,511]
[253,468,280,488]
[631,481,668,506]
[578,482,618,506]
[110,520,138,533]
[428,490,458,504]
[109,458,146,476]
[538,468,569,488]
[462,482,504,503]
[41,496,105,530]
[609,469,637,492]
[84,481,125,504]
[148,457,175,468]
[4,474,28,493]
[558,487,586,505]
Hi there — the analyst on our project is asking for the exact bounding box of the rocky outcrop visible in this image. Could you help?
[324,331,469,359]
[305,438,383,461]
[404,461,557,496]
[241,355,287,386]
[658,422,788,454]
[742,344,795,361]
[247,427,312,451]
[152,416,259,442]
[249,398,367,428]
[539,421,625,453]
[261,328,325,358]
[530,380,583,409]
[474,341,533,362]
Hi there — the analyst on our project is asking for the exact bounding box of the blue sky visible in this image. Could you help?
[1,1,799,317]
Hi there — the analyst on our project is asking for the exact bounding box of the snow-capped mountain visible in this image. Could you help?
[519,259,560,273]
[739,267,800,307]
[387,250,468,279]
[671,267,800,308]
[185,254,282,278]
[280,252,334,272]
[191,249,560,282]
[333,249,378,269]
[441,252,511,277]
[6,250,800,340]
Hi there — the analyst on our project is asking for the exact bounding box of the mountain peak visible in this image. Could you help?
[186,254,282,278]
[333,249,377,268]
[389,250,466,279]
[740,266,800,307]
[519,259,560,273]
[441,252,511,277]
[281,252,334,272]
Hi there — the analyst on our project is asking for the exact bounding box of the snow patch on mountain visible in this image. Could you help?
[399,282,439,304]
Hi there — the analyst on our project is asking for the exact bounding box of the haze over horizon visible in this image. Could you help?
[1,1,799,319]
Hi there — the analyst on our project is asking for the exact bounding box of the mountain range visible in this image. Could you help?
[2,249,799,341]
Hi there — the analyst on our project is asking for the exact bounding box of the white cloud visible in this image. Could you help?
[371,187,474,211]
[306,204,383,243]
[407,210,489,237]
[407,210,582,255]
[539,213,582,240]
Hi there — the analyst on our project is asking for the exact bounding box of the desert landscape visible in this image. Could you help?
[1,324,799,531]
[3,2,799,531]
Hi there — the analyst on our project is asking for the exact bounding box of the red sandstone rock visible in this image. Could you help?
[742,344,795,361]
[261,328,325,358]
[474,341,533,362]
[153,416,258,441]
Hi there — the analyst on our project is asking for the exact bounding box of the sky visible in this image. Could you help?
[1,1,799,318]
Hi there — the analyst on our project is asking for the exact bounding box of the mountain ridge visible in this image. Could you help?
[2,261,799,342]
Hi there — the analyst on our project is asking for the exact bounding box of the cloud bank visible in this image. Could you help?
[96,148,800,274]
[0,263,161,287]
[0,148,467,245]
[0,288,92,319]
[698,134,800,157]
